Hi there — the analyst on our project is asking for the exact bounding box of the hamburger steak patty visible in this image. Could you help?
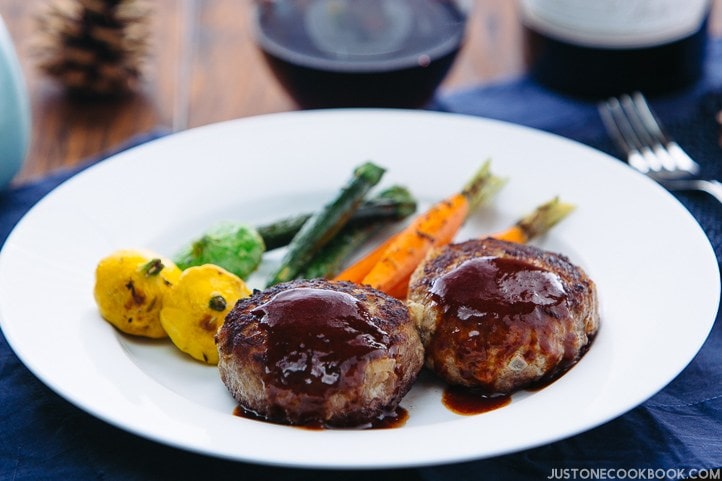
[407,237,600,394]
[216,279,424,427]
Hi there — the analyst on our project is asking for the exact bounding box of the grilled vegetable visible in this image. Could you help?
[491,197,575,243]
[356,160,505,294]
[255,215,307,252]
[160,264,251,364]
[174,221,265,279]
[334,231,400,284]
[299,186,416,279]
[266,162,386,286]
[256,184,417,250]
[94,249,182,338]
[385,197,575,299]
[298,223,380,279]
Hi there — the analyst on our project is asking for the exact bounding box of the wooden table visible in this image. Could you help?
[1,0,720,184]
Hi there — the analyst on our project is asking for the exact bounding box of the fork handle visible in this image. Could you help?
[660,179,722,205]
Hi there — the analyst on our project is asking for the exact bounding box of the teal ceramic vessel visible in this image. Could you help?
[0,14,30,189]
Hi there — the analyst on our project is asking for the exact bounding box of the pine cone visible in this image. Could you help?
[32,0,152,97]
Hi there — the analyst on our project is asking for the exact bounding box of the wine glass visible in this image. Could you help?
[252,0,469,109]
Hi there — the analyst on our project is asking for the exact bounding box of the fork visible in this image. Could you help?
[598,92,722,204]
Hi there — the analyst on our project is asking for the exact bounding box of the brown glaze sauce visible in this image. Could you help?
[524,328,598,392]
[247,287,393,425]
[429,255,581,406]
[251,287,390,396]
[429,256,573,389]
[233,404,409,430]
[368,406,410,429]
[430,256,569,324]
[442,385,511,415]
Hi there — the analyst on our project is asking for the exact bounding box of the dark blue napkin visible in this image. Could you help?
[2,42,722,480]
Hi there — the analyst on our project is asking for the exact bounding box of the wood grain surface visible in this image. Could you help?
[0,0,719,183]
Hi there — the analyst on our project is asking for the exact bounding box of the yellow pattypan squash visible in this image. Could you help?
[160,264,250,364]
[94,249,182,338]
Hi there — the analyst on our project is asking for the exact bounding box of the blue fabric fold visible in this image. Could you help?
[2,40,722,480]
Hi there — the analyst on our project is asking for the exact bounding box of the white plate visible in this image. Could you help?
[0,110,718,469]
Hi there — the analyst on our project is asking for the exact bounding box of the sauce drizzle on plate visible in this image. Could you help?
[442,385,512,415]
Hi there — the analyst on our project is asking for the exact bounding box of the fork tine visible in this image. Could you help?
[620,94,676,171]
[598,99,632,152]
[598,98,651,174]
[630,92,701,175]
[599,94,719,201]
[666,142,701,175]
[630,92,668,144]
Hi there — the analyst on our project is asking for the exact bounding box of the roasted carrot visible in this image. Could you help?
[387,277,410,300]
[492,226,528,243]
[334,232,401,283]
[384,196,575,300]
[359,160,505,294]
[488,196,575,244]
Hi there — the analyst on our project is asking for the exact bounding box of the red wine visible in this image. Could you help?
[254,0,467,109]
[520,0,710,98]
